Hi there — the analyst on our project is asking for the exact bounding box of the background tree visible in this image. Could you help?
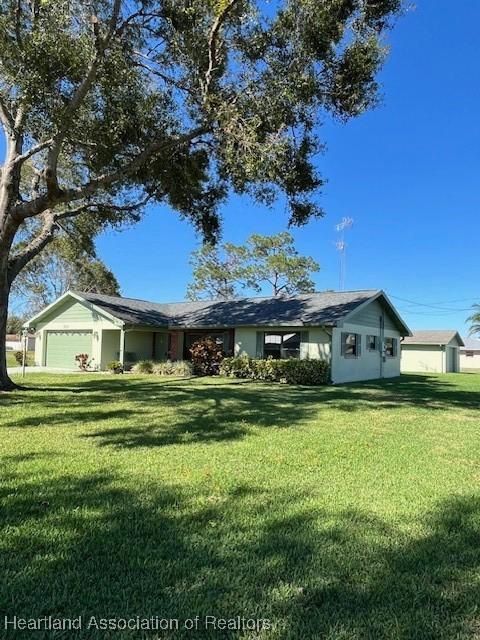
[187,232,319,299]
[467,305,480,336]
[12,239,120,314]
[244,232,320,296]
[0,0,401,389]
[186,243,247,300]
[6,314,24,335]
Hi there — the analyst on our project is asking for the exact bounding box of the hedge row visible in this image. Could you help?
[129,360,194,377]
[220,356,330,385]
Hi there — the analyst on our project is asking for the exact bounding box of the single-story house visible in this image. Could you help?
[400,330,464,373]
[24,288,411,384]
[460,337,480,371]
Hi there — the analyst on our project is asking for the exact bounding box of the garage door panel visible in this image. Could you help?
[46,331,92,368]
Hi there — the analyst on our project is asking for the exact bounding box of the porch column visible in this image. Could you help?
[119,329,125,366]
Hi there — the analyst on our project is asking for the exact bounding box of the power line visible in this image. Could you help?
[389,293,477,312]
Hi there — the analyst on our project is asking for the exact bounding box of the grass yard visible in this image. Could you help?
[6,350,35,368]
[1,372,480,639]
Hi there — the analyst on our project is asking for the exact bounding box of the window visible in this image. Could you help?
[341,333,360,358]
[466,350,474,358]
[384,337,397,357]
[367,335,378,351]
[264,332,301,359]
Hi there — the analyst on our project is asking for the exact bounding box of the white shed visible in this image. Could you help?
[460,337,480,371]
[401,330,464,373]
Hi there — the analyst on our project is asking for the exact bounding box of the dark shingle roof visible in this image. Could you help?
[76,289,381,329]
[402,330,464,346]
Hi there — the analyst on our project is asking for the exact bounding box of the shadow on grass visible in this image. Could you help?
[329,374,480,412]
[1,374,479,449]
[2,468,480,639]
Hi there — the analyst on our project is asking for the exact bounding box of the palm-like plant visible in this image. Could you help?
[467,304,480,336]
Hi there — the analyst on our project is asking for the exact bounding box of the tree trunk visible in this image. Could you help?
[0,269,16,391]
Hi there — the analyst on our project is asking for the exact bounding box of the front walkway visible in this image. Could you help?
[7,366,97,375]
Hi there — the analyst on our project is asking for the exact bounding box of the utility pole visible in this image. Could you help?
[335,217,354,291]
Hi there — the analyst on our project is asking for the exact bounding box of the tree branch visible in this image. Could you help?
[203,0,239,101]
[45,0,122,194]
[0,94,15,134]
[54,195,151,221]
[12,138,53,166]
[14,126,207,220]
[8,211,57,280]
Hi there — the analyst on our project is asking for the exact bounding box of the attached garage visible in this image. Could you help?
[45,331,92,369]
[401,330,464,373]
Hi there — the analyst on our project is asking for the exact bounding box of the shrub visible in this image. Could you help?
[220,356,329,385]
[75,353,90,371]
[252,358,287,381]
[153,360,174,376]
[153,360,193,377]
[220,355,254,378]
[283,359,329,385]
[190,337,224,376]
[13,351,25,366]
[107,360,123,374]
[132,360,154,374]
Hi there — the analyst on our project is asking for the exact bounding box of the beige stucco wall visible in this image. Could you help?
[34,298,119,368]
[401,341,461,373]
[331,323,401,384]
[460,351,480,370]
[401,344,444,373]
[234,326,331,362]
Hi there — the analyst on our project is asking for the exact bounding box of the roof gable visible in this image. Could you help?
[24,291,123,328]
[402,330,465,347]
[344,291,411,335]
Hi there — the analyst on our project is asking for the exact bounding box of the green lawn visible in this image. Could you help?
[6,350,35,367]
[1,373,480,639]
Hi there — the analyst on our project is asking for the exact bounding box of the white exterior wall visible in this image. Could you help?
[234,326,331,361]
[331,323,401,384]
[34,299,119,369]
[460,351,480,370]
[401,341,461,373]
[401,344,443,373]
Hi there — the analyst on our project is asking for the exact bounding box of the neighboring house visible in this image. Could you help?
[460,337,480,370]
[24,289,411,384]
[5,333,35,351]
[401,330,464,373]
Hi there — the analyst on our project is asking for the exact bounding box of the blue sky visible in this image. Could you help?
[4,1,480,333]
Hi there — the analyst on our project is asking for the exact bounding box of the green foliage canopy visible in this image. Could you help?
[187,231,320,299]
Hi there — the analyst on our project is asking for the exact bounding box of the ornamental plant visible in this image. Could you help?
[190,338,224,376]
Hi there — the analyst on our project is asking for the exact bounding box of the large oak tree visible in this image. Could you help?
[0,0,401,389]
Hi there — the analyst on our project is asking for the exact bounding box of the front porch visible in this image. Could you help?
[100,328,234,370]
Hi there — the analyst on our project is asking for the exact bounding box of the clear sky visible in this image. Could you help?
[3,1,480,334]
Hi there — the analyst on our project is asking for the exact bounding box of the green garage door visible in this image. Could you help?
[46,331,92,368]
